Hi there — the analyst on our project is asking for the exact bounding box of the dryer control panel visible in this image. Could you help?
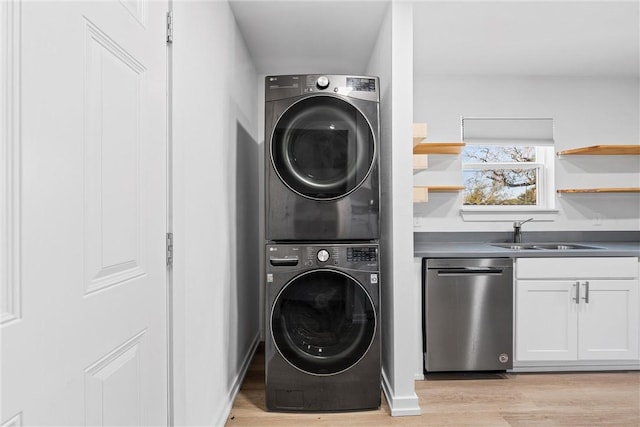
[265,74,379,102]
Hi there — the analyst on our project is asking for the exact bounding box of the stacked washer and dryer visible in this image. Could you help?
[264,74,381,412]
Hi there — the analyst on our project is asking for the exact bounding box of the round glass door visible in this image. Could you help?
[271,270,376,375]
[271,96,375,200]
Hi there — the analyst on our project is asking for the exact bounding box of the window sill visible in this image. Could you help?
[460,207,559,222]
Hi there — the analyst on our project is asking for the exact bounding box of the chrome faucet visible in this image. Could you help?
[513,218,534,243]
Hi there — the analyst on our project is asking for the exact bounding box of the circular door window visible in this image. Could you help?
[271,96,375,200]
[271,269,376,376]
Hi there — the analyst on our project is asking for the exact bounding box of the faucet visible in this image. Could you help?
[513,218,534,243]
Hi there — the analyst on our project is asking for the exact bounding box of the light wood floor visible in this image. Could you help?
[226,344,640,426]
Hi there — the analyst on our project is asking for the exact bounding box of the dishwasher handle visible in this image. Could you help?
[435,267,505,276]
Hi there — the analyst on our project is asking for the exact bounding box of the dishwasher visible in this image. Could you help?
[423,258,513,372]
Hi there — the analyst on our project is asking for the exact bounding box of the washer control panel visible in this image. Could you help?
[305,245,378,268]
[347,247,377,262]
[267,244,378,270]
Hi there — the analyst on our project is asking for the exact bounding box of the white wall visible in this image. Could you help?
[366,1,421,416]
[172,2,260,425]
[413,75,640,232]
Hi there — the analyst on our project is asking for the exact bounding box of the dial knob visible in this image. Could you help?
[317,249,330,263]
[316,76,330,90]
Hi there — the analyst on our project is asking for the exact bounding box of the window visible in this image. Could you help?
[461,118,555,210]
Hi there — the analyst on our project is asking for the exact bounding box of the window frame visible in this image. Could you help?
[460,145,556,213]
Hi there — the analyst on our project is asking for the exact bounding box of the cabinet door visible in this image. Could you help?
[579,280,639,360]
[516,280,579,361]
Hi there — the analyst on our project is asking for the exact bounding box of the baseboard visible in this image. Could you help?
[511,361,640,373]
[211,333,261,427]
[381,367,421,416]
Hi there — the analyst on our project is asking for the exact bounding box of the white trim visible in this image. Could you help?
[512,360,640,372]
[165,2,174,424]
[460,208,559,222]
[211,333,260,427]
[381,368,421,417]
[464,161,543,170]
[462,117,554,146]
[1,0,21,326]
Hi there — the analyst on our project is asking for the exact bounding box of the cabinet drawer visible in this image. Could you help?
[516,257,638,279]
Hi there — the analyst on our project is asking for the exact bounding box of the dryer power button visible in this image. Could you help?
[316,76,330,89]
[317,249,330,262]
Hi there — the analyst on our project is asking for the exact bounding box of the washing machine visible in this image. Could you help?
[265,242,381,412]
[265,74,380,241]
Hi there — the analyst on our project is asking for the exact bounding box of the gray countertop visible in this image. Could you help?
[415,241,640,259]
[414,231,640,259]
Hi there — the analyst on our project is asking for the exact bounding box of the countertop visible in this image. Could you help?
[415,241,640,259]
[414,231,640,259]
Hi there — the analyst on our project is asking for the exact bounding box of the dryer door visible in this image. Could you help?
[271,269,376,376]
[271,95,375,200]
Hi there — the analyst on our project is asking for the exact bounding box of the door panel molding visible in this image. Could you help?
[118,0,147,28]
[1,0,21,326]
[83,17,146,296]
[0,412,22,427]
[84,329,146,426]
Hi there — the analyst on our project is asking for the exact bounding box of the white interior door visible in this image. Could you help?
[1,1,169,425]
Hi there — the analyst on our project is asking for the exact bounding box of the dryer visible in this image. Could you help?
[265,242,381,412]
[265,74,380,241]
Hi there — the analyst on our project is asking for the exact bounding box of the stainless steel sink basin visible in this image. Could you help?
[491,243,603,251]
[532,243,602,250]
[492,244,540,250]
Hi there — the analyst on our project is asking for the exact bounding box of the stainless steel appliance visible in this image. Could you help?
[423,258,513,372]
[265,243,380,411]
[264,74,380,241]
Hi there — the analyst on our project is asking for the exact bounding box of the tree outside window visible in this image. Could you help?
[460,117,555,210]
[462,145,542,206]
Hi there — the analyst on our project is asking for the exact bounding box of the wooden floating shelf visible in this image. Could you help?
[413,142,465,155]
[428,185,465,192]
[413,186,465,203]
[557,187,640,194]
[557,145,640,156]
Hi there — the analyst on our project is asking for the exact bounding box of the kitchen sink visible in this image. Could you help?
[491,243,603,251]
[492,244,540,250]
[532,243,603,250]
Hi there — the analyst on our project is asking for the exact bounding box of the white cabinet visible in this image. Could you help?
[516,280,579,361]
[579,279,639,360]
[515,258,639,365]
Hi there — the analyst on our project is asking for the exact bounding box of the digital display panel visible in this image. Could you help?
[347,77,376,92]
[347,247,377,262]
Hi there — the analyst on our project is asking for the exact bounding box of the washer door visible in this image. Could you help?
[271,270,376,375]
[271,96,375,200]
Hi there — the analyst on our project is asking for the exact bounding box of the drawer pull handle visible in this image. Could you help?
[581,281,590,304]
[573,281,580,304]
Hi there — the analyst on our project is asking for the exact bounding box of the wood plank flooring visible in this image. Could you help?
[226,344,640,426]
